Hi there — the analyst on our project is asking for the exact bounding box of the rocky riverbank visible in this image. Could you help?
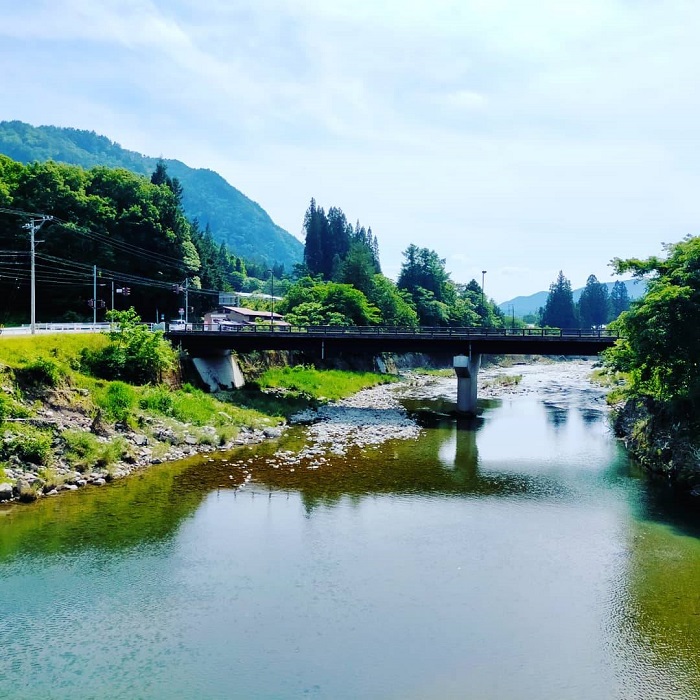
[0,360,609,505]
[612,396,700,494]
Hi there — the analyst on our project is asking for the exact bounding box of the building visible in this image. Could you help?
[203,306,288,329]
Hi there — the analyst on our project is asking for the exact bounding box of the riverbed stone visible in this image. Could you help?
[0,482,14,500]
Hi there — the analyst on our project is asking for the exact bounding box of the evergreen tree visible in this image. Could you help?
[338,241,377,296]
[302,198,327,277]
[542,271,578,328]
[609,280,631,319]
[577,274,609,328]
[326,206,352,279]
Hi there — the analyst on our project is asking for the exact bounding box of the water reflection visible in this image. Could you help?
[2,366,700,699]
[0,392,631,560]
[544,401,569,429]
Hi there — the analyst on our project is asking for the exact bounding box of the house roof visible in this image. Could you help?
[222,306,285,319]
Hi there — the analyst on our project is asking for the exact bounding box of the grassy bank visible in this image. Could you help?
[0,334,395,500]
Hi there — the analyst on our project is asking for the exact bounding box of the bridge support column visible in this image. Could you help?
[192,350,245,391]
[454,353,481,415]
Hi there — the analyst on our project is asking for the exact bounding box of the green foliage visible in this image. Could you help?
[398,245,455,307]
[577,274,609,328]
[610,280,631,319]
[0,334,108,369]
[302,199,380,281]
[0,120,303,271]
[98,381,138,422]
[19,356,66,387]
[258,365,397,401]
[280,277,380,326]
[82,308,176,384]
[0,394,31,423]
[62,430,126,472]
[367,275,419,327]
[605,235,700,403]
[0,424,53,465]
[139,385,175,414]
[541,271,578,328]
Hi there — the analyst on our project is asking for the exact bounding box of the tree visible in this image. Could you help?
[302,198,328,277]
[541,271,578,328]
[577,274,609,328]
[605,236,700,402]
[338,241,377,296]
[280,277,380,326]
[367,275,419,327]
[609,280,631,320]
[81,308,176,384]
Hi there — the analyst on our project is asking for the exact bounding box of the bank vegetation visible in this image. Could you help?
[603,235,700,494]
[0,313,396,504]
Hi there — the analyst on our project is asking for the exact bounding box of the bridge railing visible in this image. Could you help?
[170,323,621,339]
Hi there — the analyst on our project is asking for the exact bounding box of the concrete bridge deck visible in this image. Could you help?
[167,324,620,357]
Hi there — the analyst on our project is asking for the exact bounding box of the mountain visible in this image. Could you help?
[499,279,646,318]
[0,120,303,269]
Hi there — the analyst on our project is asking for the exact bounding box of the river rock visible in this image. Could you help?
[0,482,14,501]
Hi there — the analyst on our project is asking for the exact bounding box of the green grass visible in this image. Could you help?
[410,368,453,377]
[0,333,108,369]
[483,374,523,389]
[63,430,128,472]
[141,383,276,431]
[0,336,402,482]
[257,365,397,401]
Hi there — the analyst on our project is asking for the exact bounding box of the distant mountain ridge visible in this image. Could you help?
[0,121,303,269]
[499,279,646,318]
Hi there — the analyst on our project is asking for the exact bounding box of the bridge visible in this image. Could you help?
[167,324,620,415]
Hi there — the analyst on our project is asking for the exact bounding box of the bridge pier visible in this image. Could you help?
[191,350,245,391]
[454,353,481,415]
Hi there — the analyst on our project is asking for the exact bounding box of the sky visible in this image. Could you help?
[2,0,700,302]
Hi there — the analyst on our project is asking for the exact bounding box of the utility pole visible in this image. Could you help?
[267,269,274,332]
[111,280,115,311]
[22,216,53,335]
[184,278,189,324]
[93,265,97,326]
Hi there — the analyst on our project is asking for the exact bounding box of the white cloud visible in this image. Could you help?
[1,0,699,301]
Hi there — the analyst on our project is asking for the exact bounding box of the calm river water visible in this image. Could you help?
[2,362,700,699]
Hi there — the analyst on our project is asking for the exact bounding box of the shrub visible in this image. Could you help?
[99,382,137,422]
[0,425,53,465]
[19,356,65,387]
[140,385,175,415]
[63,430,127,471]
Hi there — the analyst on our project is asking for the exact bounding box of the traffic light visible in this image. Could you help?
[87,299,94,308]
[123,287,130,296]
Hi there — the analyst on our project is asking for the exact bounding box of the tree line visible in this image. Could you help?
[538,271,631,329]
[281,199,504,328]
[0,156,278,324]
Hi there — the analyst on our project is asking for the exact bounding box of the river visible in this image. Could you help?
[1,361,700,699]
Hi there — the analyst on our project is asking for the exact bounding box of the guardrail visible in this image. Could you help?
[0,322,162,336]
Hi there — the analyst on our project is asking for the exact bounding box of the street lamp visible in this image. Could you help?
[267,269,274,332]
[481,270,487,311]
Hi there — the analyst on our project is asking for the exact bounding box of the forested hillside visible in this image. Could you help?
[0,121,303,269]
[0,156,254,324]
